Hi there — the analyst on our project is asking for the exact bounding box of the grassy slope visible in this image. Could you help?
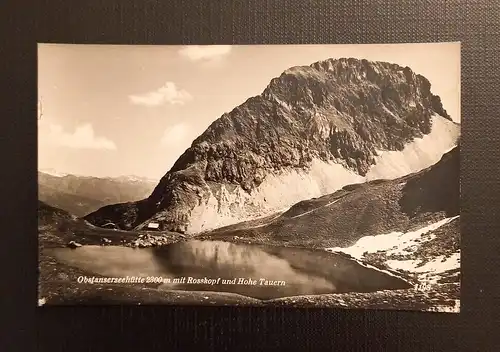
[201,147,458,250]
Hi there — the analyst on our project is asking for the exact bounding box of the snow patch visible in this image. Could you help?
[326,215,460,292]
[366,115,460,180]
[386,252,460,277]
[326,216,459,258]
[384,259,420,271]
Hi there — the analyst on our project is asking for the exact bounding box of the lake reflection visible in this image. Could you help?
[50,240,411,300]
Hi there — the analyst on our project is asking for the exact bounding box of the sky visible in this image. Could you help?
[38,42,460,179]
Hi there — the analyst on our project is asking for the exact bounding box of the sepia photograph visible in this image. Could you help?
[37,42,460,312]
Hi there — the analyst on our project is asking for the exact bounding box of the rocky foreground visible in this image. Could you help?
[39,248,458,313]
[38,222,459,312]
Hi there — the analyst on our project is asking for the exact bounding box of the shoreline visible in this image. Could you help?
[38,228,459,312]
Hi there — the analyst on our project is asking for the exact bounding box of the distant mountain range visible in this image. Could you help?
[85,58,460,234]
[38,171,157,217]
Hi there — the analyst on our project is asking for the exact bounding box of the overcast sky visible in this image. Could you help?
[38,42,460,179]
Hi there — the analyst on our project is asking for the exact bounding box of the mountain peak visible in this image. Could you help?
[86,58,459,234]
[264,57,450,119]
[173,58,453,180]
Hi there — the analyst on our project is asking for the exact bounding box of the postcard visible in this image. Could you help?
[38,42,460,312]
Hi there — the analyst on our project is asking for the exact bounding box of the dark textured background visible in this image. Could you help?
[2,0,500,350]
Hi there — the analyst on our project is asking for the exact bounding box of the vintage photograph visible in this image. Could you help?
[38,43,460,312]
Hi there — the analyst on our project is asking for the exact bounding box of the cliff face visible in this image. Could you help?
[85,58,459,234]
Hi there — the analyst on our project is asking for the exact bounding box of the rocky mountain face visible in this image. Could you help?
[38,172,157,217]
[85,58,460,234]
